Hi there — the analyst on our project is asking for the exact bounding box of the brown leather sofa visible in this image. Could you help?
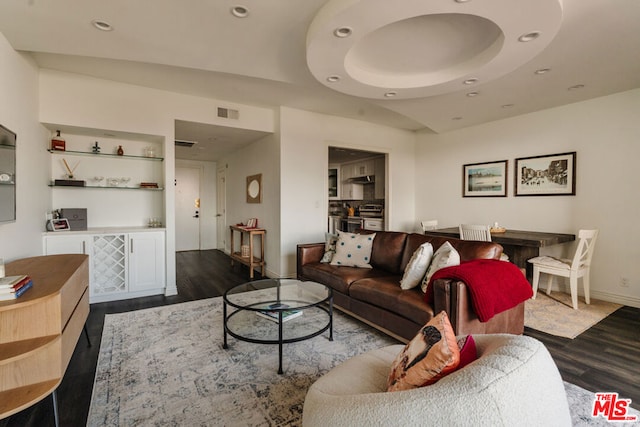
[297,231,525,342]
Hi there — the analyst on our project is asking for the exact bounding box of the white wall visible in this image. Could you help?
[220,131,280,276]
[176,158,218,250]
[416,89,640,307]
[0,34,50,261]
[279,107,416,277]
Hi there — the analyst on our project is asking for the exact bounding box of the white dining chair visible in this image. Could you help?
[421,220,438,232]
[528,229,599,310]
[459,224,492,241]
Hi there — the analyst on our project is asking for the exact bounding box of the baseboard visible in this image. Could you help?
[589,290,640,308]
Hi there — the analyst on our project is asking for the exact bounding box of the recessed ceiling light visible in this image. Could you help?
[466,92,479,97]
[534,68,551,75]
[518,31,540,42]
[568,84,585,91]
[326,75,341,83]
[501,104,515,108]
[334,27,352,38]
[384,91,397,98]
[452,116,463,121]
[91,20,113,31]
[463,78,478,85]
[231,6,249,18]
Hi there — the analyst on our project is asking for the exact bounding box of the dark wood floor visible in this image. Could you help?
[2,250,639,426]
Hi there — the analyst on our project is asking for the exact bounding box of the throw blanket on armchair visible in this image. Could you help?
[424,259,533,322]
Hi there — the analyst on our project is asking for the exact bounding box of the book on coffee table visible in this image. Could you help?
[256,303,303,323]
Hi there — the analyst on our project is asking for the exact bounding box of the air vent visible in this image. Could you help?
[175,140,198,148]
[217,107,239,119]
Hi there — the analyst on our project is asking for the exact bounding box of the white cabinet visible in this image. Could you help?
[353,159,375,177]
[128,231,165,291]
[43,229,166,302]
[328,165,340,200]
[362,218,384,231]
[341,182,363,200]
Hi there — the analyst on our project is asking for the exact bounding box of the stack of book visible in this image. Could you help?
[257,303,303,323]
[0,274,33,301]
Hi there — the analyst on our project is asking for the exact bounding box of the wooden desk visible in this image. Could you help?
[230,226,265,279]
[424,227,575,280]
[0,254,89,425]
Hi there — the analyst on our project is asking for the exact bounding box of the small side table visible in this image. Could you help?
[230,225,265,279]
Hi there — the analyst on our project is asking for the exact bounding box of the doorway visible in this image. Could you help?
[175,166,201,251]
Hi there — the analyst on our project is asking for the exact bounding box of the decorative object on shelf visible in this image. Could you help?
[246,173,262,203]
[46,218,71,231]
[62,158,80,179]
[92,141,101,153]
[107,177,120,187]
[117,145,124,156]
[54,179,86,187]
[0,171,14,184]
[145,146,156,157]
[463,160,508,197]
[51,130,65,151]
[140,182,159,188]
[92,176,105,186]
[120,177,131,187]
[147,217,162,228]
[515,151,576,196]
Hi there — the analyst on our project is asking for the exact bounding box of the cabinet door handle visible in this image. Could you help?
[130,240,133,254]
[82,241,86,254]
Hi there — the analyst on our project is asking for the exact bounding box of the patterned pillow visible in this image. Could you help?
[456,335,478,370]
[421,241,460,292]
[399,242,434,290]
[387,311,460,392]
[329,231,376,268]
[320,233,339,263]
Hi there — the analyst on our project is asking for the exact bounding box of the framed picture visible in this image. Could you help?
[514,152,576,196]
[463,160,508,197]
[246,173,262,203]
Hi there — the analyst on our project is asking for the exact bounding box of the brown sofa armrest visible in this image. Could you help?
[296,243,325,278]
[431,278,525,335]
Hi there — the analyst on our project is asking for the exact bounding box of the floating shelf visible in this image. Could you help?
[48,184,164,191]
[47,149,164,161]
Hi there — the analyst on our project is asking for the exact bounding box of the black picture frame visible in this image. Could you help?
[462,160,508,197]
[514,151,576,196]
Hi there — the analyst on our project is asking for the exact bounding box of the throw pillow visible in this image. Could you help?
[387,311,460,392]
[329,231,376,268]
[399,242,434,290]
[456,335,478,370]
[421,241,460,293]
[320,233,339,263]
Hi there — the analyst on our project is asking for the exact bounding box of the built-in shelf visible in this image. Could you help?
[48,184,164,191]
[47,149,164,161]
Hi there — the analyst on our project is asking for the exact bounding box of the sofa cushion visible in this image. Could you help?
[369,231,408,274]
[399,242,433,290]
[387,311,460,391]
[330,231,376,268]
[349,278,434,327]
[300,263,389,294]
[421,242,460,292]
[320,233,339,263]
[457,335,478,370]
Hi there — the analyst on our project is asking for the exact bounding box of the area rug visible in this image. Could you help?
[88,296,636,426]
[525,291,622,339]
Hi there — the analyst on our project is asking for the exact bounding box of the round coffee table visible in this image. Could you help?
[223,278,333,374]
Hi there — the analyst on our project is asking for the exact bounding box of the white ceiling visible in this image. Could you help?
[1,0,639,161]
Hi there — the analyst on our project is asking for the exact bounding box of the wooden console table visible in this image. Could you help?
[230,225,265,279]
[0,254,90,425]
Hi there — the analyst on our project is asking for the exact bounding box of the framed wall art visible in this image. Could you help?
[463,160,508,197]
[246,173,262,203]
[514,152,576,196]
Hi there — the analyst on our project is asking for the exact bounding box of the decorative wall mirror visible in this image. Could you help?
[0,124,16,223]
[246,173,262,203]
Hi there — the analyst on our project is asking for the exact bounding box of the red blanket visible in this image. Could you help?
[424,259,533,322]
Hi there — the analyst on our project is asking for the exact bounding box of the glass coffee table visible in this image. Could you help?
[223,278,333,374]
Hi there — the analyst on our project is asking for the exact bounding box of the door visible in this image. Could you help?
[175,167,201,251]
[216,168,227,250]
